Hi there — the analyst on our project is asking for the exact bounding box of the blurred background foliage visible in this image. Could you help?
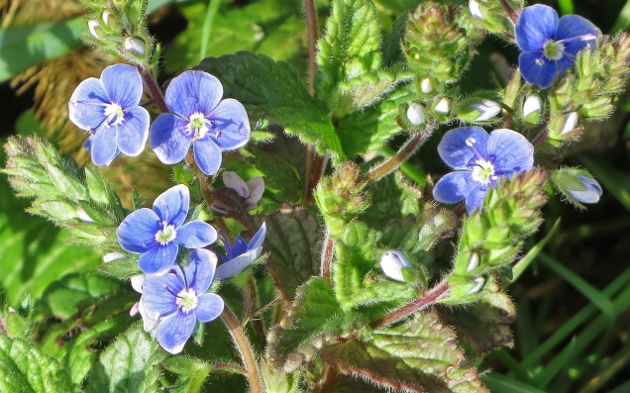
[1,0,630,392]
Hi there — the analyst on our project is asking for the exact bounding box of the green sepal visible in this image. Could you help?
[198,52,345,159]
[261,359,301,393]
[163,356,212,392]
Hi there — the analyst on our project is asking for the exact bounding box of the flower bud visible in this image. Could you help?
[470,100,501,122]
[467,276,485,294]
[102,11,111,25]
[551,168,602,205]
[420,78,434,94]
[103,252,126,263]
[466,253,479,272]
[522,94,542,124]
[380,250,413,283]
[468,0,484,20]
[434,98,451,115]
[124,37,146,56]
[88,20,101,40]
[407,102,426,126]
[559,112,578,136]
[549,112,581,142]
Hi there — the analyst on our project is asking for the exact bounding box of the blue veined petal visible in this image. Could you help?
[117,208,160,253]
[68,77,108,131]
[195,293,224,323]
[515,5,559,52]
[100,64,144,109]
[164,71,223,118]
[248,222,266,250]
[157,311,197,354]
[138,242,179,274]
[185,249,217,293]
[433,171,475,204]
[153,184,190,228]
[91,125,119,166]
[568,175,602,203]
[556,15,600,56]
[379,250,413,283]
[437,127,489,169]
[214,248,262,280]
[176,221,217,249]
[208,99,251,150]
[518,52,557,89]
[465,185,488,214]
[193,137,222,176]
[150,113,193,165]
[117,106,149,156]
[486,129,534,174]
[142,268,183,317]
[232,235,248,256]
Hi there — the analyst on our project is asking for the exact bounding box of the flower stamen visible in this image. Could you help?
[187,112,211,140]
[155,222,177,245]
[175,288,199,313]
[104,103,125,126]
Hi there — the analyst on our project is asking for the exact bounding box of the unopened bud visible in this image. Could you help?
[560,112,579,136]
[551,169,602,205]
[468,0,484,20]
[380,250,413,283]
[466,253,479,272]
[88,20,101,40]
[76,208,95,223]
[470,100,501,122]
[102,11,111,25]
[103,252,125,263]
[421,78,434,94]
[523,94,542,123]
[407,102,426,126]
[434,98,451,115]
[549,112,581,142]
[467,276,486,294]
[124,37,145,56]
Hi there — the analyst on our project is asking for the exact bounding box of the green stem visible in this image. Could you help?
[221,304,263,393]
[200,0,222,62]
[372,280,450,328]
[367,121,436,183]
[320,232,334,285]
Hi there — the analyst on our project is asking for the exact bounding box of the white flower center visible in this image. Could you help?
[175,288,198,313]
[104,103,125,126]
[155,223,177,245]
[471,158,496,186]
[543,39,565,61]
[187,112,211,140]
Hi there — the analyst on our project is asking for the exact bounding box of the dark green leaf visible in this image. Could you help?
[360,172,421,227]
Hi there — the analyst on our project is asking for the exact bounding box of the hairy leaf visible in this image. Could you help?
[360,172,422,229]
[198,51,344,158]
[259,206,323,301]
[0,336,77,393]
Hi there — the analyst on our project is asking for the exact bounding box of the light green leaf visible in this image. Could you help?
[0,336,77,393]
[198,51,345,158]
[86,322,165,393]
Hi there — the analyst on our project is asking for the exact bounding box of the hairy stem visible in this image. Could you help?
[221,304,263,393]
[315,363,339,393]
[320,231,335,285]
[372,280,450,328]
[137,66,168,113]
[500,0,519,23]
[366,121,436,183]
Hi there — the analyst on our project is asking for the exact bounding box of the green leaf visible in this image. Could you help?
[316,0,387,116]
[261,359,301,393]
[335,83,414,157]
[162,356,212,392]
[198,51,344,158]
[0,17,85,83]
[258,206,323,301]
[437,291,516,357]
[0,336,77,393]
[247,125,305,204]
[266,277,344,372]
[86,322,165,393]
[320,312,489,393]
[360,172,422,227]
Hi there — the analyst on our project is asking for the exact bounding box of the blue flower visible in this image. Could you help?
[117,184,217,274]
[68,64,149,166]
[515,4,599,89]
[215,222,266,280]
[379,251,413,283]
[150,70,250,176]
[133,249,224,354]
[433,127,534,213]
[567,175,602,204]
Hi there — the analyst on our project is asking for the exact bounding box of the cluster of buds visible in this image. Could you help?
[466,0,521,40]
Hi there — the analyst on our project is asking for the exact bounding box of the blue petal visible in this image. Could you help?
[557,15,600,57]
[232,235,249,256]
[437,127,489,169]
[193,138,222,176]
[518,52,557,89]
[142,268,184,317]
[117,106,149,156]
[157,311,197,354]
[150,113,193,165]
[208,99,250,150]
[465,185,488,214]
[214,248,261,280]
[486,129,534,174]
[68,77,108,131]
[248,222,266,251]
[515,5,559,52]
[117,208,160,253]
[195,293,224,323]
[138,242,179,274]
[176,221,217,249]
[100,64,143,109]
[569,175,602,203]
[164,71,223,118]
[185,249,217,293]
[433,171,475,204]
[91,125,119,166]
[153,184,189,228]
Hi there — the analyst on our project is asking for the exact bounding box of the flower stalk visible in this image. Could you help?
[137,66,168,113]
